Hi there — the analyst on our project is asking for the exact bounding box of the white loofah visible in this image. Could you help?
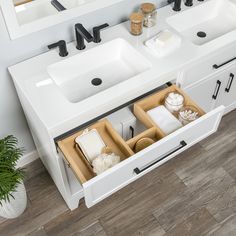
[92,153,120,175]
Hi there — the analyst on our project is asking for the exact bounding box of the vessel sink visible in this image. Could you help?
[166,0,236,46]
[47,38,151,103]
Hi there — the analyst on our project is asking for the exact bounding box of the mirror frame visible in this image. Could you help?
[0,0,125,39]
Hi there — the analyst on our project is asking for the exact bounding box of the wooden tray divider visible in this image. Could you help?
[126,127,164,153]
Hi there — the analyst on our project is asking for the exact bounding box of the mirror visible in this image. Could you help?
[0,0,125,39]
[13,0,88,25]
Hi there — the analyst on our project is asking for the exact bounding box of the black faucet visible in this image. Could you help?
[168,0,182,11]
[75,23,109,50]
[75,23,94,50]
[48,40,68,57]
[93,23,109,43]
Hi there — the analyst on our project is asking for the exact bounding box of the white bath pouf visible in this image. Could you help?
[92,153,120,175]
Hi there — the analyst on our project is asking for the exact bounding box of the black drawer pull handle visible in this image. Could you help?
[213,57,236,69]
[134,140,187,175]
[225,73,234,93]
[130,126,134,139]
[212,80,221,100]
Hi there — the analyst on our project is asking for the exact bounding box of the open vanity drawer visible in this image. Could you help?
[57,85,225,208]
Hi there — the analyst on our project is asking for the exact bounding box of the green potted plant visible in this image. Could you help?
[0,135,27,219]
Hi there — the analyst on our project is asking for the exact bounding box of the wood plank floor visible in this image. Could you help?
[1,110,236,236]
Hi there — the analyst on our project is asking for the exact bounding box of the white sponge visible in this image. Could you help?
[155,30,173,47]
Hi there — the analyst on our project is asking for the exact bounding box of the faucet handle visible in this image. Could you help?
[168,0,181,11]
[48,40,68,57]
[93,23,109,43]
[185,0,193,6]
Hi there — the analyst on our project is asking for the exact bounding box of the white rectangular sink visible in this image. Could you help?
[47,38,151,103]
[167,0,236,46]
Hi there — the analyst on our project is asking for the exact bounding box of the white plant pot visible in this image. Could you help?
[0,182,27,219]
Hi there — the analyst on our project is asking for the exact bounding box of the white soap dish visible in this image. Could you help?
[145,30,182,57]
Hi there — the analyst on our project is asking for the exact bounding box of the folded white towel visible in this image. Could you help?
[75,129,106,163]
[147,105,182,134]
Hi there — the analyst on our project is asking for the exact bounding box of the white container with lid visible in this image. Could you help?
[164,92,184,113]
[140,3,156,28]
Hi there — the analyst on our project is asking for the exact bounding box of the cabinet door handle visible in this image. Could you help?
[225,73,234,93]
[212,80,221,100]
[213,57,236,69]
[130,126,134,139]
[134,141,187,175]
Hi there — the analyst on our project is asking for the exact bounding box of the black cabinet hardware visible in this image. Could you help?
[51,0,66,11]
[134,140,187,174]
[213,57,236,69]
[225,73,234,93]
[48,40,68,57]
[129,126,134,139]
[212,80,221,100]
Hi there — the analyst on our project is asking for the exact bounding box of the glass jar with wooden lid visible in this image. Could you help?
[129,12,144,35]
[140,3,156,27]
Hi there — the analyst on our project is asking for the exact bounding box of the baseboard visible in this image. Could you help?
[17,150,39,167]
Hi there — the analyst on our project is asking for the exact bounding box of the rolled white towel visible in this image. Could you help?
[92,153,120,175]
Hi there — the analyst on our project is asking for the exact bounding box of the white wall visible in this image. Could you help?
[0,0,167,161]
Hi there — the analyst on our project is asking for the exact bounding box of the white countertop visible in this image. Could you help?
[9,0,236,138]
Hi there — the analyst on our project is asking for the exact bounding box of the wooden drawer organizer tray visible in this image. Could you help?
[58,120,134,183]
[134,85,205,135]
[58,85,205,184]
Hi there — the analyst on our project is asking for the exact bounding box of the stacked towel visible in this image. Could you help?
[147,105,182,134]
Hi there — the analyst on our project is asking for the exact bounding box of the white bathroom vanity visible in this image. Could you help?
[9,0,236,210]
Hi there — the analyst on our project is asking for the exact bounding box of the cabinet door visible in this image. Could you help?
[183,73,225,112]
[216,70,236,112]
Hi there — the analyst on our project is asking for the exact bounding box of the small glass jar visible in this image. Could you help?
[129,12,144,35]
[178,105,199,125]
[164,91,184,113]
[140,3,156,28]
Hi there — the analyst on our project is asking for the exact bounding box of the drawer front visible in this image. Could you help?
[83,106,224,208]
[178,43,236,88]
